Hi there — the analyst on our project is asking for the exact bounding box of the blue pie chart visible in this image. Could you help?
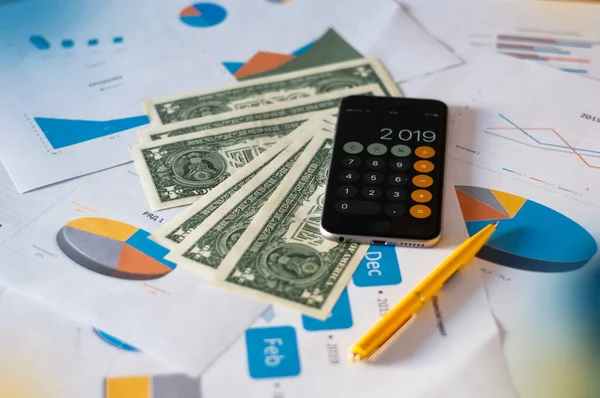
[456,186,597,273]
[179,3,227,28]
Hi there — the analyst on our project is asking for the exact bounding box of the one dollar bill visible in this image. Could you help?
[130,113,315,210]
[212,120,368,319]
[138,85,384,142]
[144,58,400,126]
[149,114,330,248]
[166,116,327,277]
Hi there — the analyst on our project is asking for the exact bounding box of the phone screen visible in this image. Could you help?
[321,96,447,244]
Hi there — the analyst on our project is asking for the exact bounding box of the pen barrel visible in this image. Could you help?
[349,223,497,361]
[413,224,496,299]
[350,292,423,358]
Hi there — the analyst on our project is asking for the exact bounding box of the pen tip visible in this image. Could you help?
[348,353,363,363]
[492,221,500,227]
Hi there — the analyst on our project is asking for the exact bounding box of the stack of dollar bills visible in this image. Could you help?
[131,58,401,319]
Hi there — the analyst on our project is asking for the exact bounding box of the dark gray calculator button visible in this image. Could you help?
[385,203,406,217]
[367,143,388,156]
[361,186,383,200]
[364,172,384,184]
[389,173,408,186]
[338,185,357,198]
[387,188,407,201]
[335,200,381,215]
[341,156,361,168]
[390,159,410,171]
[366,157,385,170]
[343,142,364,154]
[391,144,411,157]
[340,170,360,183]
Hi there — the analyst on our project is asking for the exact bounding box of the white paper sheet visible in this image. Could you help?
[0,284,174,398]
[0,182,267,375]
[402,0,600,79]
[0,0,231,192]
[410,54,600,398]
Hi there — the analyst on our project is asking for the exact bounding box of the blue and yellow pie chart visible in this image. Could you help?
[455,186,597,273]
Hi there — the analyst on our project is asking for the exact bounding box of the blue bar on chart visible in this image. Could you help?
[29,35,50,50]
[496,43,570,55]
[61,39,74,48]
[301,289,353,331]
[561,68,588,74]
[245,326,301,379]
[497,34,596,48]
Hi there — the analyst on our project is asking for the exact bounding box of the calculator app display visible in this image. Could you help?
[321,96,447,244]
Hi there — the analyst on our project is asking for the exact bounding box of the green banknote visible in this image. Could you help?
[148,115,327,248]
[144,58,400,125]
[148,85,384,247]
[130,113,315,210]
[138,85,383,142]
[212,122,368,319]
[166,120,320,277]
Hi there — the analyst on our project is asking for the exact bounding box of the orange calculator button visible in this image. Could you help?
[414,160,434,173]
[415,146,435,159]
[411,190,432,203]
[412,174,433,188]
[410,205,432,219]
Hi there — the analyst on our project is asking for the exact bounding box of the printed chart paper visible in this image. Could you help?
[405,0,600,79]
[0,0,458,191]
[411,54,600,398]
[0,183,267,375]
[0,285,174,398]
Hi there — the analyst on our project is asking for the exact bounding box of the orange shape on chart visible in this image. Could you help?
[414,160,434,173]
[410,205,432,219]
[117,245,172,277]
[413,174,433,188]
[455,189,512,222]
[491,189,527,217]
[234,52,295,79]
[180,7,202,17]
[105,376,151,398]
[415,146,435,159]
[411,189,432,203]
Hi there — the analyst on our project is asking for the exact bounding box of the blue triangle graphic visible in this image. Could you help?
[34,115,149,149]
[291,40,315,57]
[222,61,244,75]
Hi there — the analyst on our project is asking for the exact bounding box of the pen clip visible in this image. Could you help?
[366,314,417,362]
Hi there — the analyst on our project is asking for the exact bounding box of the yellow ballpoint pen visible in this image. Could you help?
[349,221,499,362]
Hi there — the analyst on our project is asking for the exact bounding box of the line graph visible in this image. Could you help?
[487,114,600,169]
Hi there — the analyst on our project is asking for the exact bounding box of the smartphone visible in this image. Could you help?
[320,96,448,247]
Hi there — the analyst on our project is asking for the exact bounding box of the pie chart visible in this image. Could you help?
[179,3,227,28]
[455,186,597,273]
[57,218,176,280]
